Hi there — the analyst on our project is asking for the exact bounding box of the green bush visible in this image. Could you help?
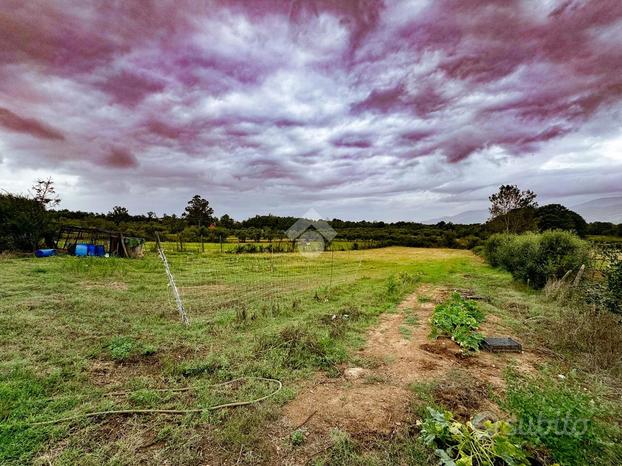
[483,233,512,267]
[484,231,590,289]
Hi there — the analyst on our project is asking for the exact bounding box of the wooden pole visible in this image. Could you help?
[119,232,129,258]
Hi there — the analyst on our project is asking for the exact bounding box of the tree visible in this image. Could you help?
[184,195,214,227]
[108,206,130,225]
[536,204,587,237]
[146,211,157,220]
[489,185,538,233]
[0,193,51,251]
[219,214,235,229]
[31,177,60,208]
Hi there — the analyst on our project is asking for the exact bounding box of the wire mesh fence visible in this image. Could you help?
[154,244,398,321]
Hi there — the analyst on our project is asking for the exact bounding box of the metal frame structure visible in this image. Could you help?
[55,225,142,258]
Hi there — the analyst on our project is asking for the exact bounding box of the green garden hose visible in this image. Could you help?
[30,376,282,427]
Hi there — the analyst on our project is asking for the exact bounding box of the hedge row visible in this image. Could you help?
[484,231,590,289]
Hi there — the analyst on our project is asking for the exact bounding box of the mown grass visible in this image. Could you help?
[1,246,621,465]
[0,247,479,464]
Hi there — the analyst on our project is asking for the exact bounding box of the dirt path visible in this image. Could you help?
[272,285,542,464]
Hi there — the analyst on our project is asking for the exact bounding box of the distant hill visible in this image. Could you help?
[423,209,489,225]
[422,197,622,225]
[571,197,622,223]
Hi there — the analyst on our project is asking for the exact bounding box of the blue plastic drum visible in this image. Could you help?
[75,244,88,257]
[35,249,56,258]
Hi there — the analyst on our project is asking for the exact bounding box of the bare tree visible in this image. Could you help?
[489,185,538,233]
[31,177,60,208]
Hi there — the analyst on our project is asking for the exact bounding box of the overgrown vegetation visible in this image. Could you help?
[484,231,590,289]
[2,230,622,463]
[583,244,622,314]
[503,370,622,465]
[0,246,439,463]
[430,293,485,352]
[0,193,54,251]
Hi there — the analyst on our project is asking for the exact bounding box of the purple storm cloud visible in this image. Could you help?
[0,0,621,220]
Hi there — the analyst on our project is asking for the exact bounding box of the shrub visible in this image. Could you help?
[483,233,512,267]
[538,231,590,286]
[484,231,590,289]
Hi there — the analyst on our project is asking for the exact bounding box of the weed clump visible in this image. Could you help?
[386,272,420,298]
[290,429,305,446]
[319,305,362,338]
[256,325,344,370]
[106,336,156,361]
[503,371,622,465]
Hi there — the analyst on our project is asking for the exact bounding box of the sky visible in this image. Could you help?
[1,0,621,222]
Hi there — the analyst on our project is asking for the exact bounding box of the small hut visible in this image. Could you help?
[55,225,144,258]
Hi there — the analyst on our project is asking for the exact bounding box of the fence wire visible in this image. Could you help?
[151,242,393,320]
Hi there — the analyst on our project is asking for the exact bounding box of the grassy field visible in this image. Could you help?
[1,247,620,464]
[587,235,622,244]
[151,239,378,254]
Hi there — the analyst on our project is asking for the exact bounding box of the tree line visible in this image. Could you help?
[1,180,621,252]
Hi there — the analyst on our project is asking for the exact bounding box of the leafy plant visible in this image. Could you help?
[418,407,530,466]
[430,294,485,352]
[108,336,136,361]
[290,429,305,446]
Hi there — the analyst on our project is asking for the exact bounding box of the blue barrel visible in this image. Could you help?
[87,244,96,256]
[95,245,106,257]
[35,249,56,258]
[75,244,88,257]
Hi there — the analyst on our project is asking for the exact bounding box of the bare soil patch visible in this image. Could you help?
[273,284,543,464]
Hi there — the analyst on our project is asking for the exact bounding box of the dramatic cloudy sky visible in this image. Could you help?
[1,0,621,221]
